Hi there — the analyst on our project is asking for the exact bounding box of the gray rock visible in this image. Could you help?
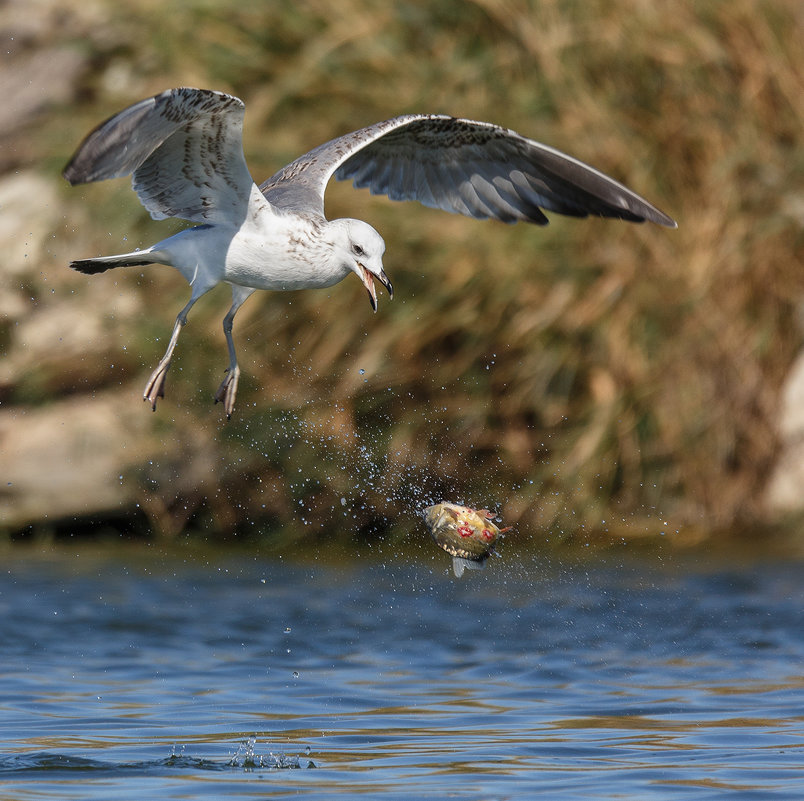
[765,351,804,515]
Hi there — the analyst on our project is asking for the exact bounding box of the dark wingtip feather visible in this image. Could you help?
[69,259,113,274]
[644,208,677,228]
[62,162,82,186]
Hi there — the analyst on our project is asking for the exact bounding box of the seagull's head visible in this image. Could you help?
[333,219,393,311]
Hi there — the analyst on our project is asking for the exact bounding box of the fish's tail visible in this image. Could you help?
[69,249,168,275]
[452,556,486,578]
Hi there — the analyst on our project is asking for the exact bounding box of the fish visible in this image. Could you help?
[423,502,511,577]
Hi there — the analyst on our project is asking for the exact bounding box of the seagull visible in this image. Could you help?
[64,87,675,418]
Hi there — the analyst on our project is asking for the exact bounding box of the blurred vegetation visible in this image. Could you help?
[6,0,804,545]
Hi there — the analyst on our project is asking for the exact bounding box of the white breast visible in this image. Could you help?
[222,203,348,292]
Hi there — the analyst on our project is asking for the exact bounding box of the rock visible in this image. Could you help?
[0,46,86,140]
[0,170,137,395]
[0,171,61,274]
[765,351,804,515]
[0,389,153,529]
[0,387,221,533]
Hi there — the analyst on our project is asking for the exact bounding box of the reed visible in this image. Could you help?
[39,0,803,541]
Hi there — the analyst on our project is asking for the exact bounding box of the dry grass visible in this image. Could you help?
[24,0,804,541]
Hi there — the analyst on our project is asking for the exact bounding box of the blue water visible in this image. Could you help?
[1,540,802,799]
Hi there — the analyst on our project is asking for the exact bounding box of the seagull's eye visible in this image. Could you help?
[352,243,365,257]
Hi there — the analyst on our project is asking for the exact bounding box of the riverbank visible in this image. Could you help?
[1,0,803,544]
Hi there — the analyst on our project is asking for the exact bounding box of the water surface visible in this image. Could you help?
[1,540,802,799]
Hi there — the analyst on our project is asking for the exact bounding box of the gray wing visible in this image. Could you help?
[260,114,676,227]
[63,88,257,225]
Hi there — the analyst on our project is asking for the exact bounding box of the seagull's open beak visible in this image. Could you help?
[357,264,394,312]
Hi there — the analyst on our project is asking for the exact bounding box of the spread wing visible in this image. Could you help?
[63,88,257,225]
[260,114,676,227]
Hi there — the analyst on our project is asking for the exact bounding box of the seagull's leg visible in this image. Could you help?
[214,285,256,419]
[143,293,203,411]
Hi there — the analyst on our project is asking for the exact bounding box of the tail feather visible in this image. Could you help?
[69,250,166,274]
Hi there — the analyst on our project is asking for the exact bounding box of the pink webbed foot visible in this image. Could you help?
[214,366,240,420]
[143,360,171,411]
